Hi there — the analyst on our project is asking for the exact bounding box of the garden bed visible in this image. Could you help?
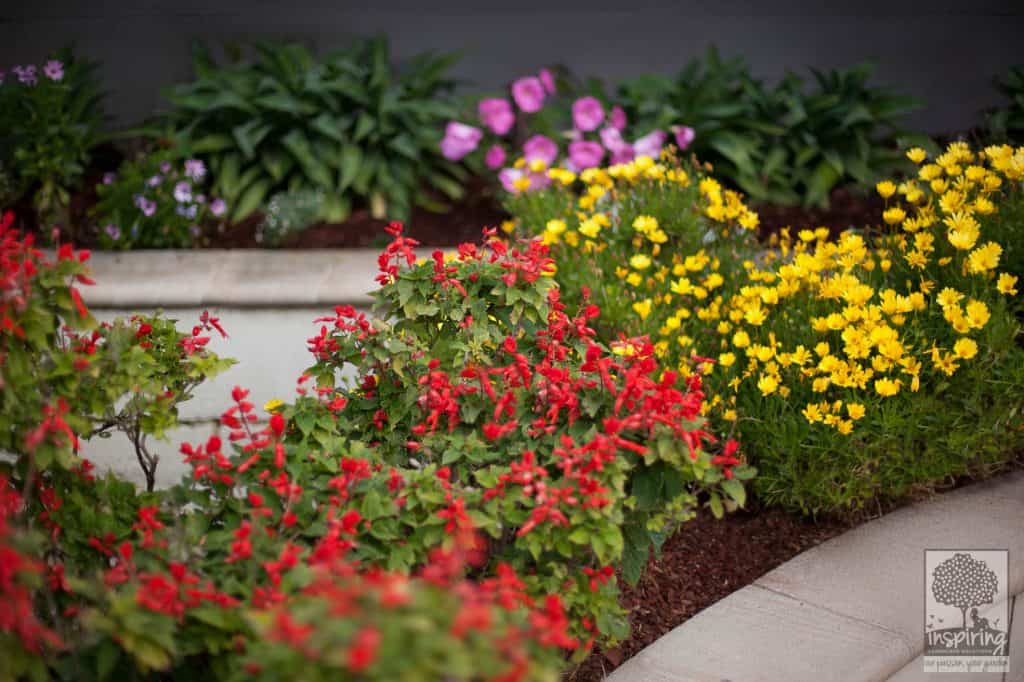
[21,175,884,250]
[570,506,853,680]
[572,456,1024,680]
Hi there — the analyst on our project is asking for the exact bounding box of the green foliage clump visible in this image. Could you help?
[616,48,922,208]
[161,38,467,224]
[987,65,1024,144]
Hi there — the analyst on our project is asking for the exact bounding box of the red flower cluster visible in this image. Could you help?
[0,211,91,338]
[0,475,62,654]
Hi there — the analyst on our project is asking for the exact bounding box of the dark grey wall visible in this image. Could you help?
[2,0,1022,133]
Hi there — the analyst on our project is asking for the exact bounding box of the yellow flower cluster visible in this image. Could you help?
[690,142,1020,433]
[525,142,1022,439]
[531,154,759,253]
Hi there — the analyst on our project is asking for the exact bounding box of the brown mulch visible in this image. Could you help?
[756,187,885,241]
[566,506,853,681]
[208,176,508,249]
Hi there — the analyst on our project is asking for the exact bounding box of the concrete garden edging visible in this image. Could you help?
[607,470,1024,682]
[82,249,390,308]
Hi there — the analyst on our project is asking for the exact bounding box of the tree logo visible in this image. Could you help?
[924,549,1009,673]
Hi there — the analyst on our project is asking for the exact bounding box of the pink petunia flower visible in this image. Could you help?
[498,168,524,193]
[539,68,556,95]
[609,105,627,131]
[572,97,605,133]
[511,76,545,113]
[484,144,506,169]
[600,127,626,151]
[673,125,696,151]
[567,141,605,171]
[610,144,635,164]
[633,129,667,158]
[600,128,635,164]
[43,60,64,81]
[478,98,515,136]
[522,135,558,164]
[439,121,483,161]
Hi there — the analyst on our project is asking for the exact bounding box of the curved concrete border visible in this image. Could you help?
[608,471,1024,682]
[80,249,425,308]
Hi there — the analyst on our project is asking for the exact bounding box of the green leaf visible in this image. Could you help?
[708,132,756,177]
[189,134,234,154]
[621,539,648,586]
[319,193,351,222]
[804,160,841,208]
[721,478,747,507]
[231,121,273,159]
[337,144,363,190]
[282,130,334,189]
[353,113,375,141]
[708,492,724,519]
[310,112,349,143]
[230,179,270,221]
[631,464,664,511]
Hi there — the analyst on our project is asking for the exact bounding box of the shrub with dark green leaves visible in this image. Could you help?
[0,50,105,229]
[160,39,467,224]
[617,50,922,207]
[987,66,1024,144]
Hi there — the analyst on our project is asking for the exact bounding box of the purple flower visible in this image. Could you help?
[147,175,163,187]
[539,68,556,95]
[484,144,506,170]
[609,106,627,131]
[173,181,192,203]
[176,204,198,219]
[13,65,37,86]
[104,224,121,241]
[568,141,605,171]
[184,159,206,181]
[511,76,545,113]
[43,60,63,81]
[159,161,172,174]
[102,172,116,185]
[572,97,605,133]
[189,225,201,238]
[478,98,515,136]
[522,135,558,164]
[195,194,206,204]
[210,198,227,217]
[140,199,157,217]
[634,129,667,158]
[673,125,696,151]
[439,121,482,161]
